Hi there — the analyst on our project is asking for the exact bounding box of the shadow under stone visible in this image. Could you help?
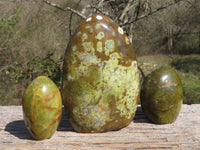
[57,107,74,132]
[5,108,74,140]
[133,105,150,123]
[5,120,33,140]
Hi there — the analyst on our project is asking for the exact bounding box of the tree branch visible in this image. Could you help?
[43,0,86,19]
[121,0,185,26]
[134,0,141,21]
[119,0,134,21]
[88,4,111,17]
[68,0,82,37]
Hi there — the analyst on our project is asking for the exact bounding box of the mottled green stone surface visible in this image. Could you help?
[141,66,183,124]
[22,76,62,140]
[62,14,140,133]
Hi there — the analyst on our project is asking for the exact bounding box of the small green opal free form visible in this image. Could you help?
[22,76,62,140]
[141,66,183,124]
[62,14,140,133]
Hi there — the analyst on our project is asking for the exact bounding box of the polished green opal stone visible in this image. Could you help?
[22,76,62,140]
[62,14,140,133]
[141,66,183,124]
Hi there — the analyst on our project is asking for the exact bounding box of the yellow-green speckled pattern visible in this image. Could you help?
[62,14,140,133]
[22,76,62,140]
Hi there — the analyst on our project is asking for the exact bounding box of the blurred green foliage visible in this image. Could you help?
[171,56,200,104]
[6,53,62,87]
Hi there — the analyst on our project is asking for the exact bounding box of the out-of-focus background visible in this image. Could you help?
[0,0,199,105]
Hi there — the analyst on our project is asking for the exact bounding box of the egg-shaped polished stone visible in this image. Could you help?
[62,14,140,133]
[141,66,183,124]
[22,76,62,140]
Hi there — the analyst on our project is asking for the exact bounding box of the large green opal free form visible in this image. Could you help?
[62,14,140,133]
[141,66,183,124]
[22,76,62,140]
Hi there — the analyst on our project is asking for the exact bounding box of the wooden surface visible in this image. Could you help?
[0,105,200,150]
